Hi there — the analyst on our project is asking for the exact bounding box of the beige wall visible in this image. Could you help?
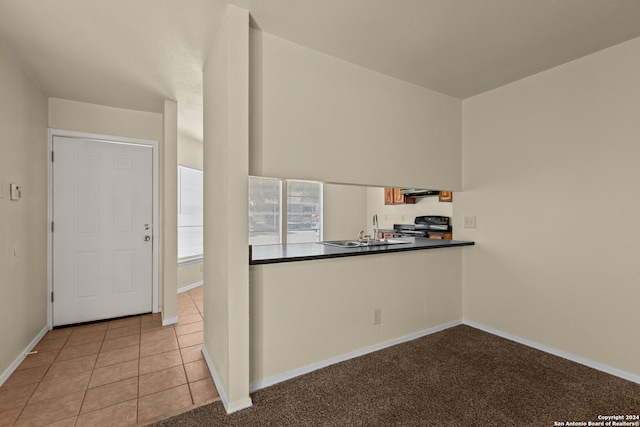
[249,29,462,190]
[49,98,162,142]
[203,16,230,408]
[178,262,203,290]
[202,5,252,413]
[250,248,462,385]
[178,134,203,170]
[0,46,48,382]
[246,27,465,392]
[366,188,453,236]
[458,37,640,377]
[322,184,368,241]
[162,100,178,322]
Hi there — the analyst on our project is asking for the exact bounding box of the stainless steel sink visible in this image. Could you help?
[319,239,410,248]
[320,240,362,248]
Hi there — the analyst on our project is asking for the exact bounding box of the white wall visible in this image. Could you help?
[202,5,252,413]
[249,29,462,190]
[0,46,48,382]
[250,248,462,386]
[366,188,453,235]
[458,37,640,377]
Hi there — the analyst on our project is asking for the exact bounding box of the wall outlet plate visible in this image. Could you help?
[373,308,381,325]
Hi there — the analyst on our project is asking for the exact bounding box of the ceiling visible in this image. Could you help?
[2,0,640,143]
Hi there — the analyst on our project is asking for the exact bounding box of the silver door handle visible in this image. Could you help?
[144,235,151,241]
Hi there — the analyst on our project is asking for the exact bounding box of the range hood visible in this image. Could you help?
[399,189,440,197]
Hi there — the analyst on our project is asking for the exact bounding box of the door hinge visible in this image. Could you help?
[51,292,54,303]
[51,151,54,162]
[51,221,54,232]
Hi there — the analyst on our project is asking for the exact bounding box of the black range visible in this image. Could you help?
[393,216,452,239]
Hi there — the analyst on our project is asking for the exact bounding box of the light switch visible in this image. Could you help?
[10,183,22,201]
[464,216,476,228]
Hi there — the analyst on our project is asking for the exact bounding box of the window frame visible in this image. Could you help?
[249,176,284,246]
[248,176,323,246]
[177,165,204,263]
[284,179,323,244]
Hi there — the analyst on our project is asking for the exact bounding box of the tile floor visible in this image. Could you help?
[0,286,219,427]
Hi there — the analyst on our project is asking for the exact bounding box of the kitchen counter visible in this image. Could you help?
[249,236,474,265]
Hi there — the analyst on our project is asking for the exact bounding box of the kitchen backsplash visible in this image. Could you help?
[366,187,453,233]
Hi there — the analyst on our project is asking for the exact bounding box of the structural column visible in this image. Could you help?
[202,5,251,413]
[162,99,178,324]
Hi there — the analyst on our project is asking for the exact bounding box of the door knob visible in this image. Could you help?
[144,235,151,241]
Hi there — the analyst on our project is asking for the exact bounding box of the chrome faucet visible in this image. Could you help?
[373,214,379,241]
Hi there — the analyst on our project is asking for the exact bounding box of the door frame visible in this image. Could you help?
[47,129,160,328]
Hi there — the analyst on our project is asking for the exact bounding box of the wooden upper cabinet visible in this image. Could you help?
[384,188,415,205]
[384,187,394,205]
[393,188,405,204]
[439,191,452,202]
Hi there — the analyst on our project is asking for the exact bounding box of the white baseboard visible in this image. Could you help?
[250,319,463,392]
[0,325,49,386]
[178,281,203,294]
[201,344,229,410]
[463,320,640,385]
[202,344,253,414]
[162,316,178,326]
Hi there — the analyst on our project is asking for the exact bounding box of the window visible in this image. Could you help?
[178,166,203,260]
[249,177,322,245]
[286,180,322,243]
[249,177,282,245]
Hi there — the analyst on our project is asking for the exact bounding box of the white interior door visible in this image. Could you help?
[52,136,154,326]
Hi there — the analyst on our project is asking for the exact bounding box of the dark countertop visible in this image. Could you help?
[249,237,474,265]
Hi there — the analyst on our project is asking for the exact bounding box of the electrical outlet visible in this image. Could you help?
[373,308,381,325]
[464,216,476,228]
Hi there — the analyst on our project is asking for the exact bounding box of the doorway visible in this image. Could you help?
[49,130,159,327]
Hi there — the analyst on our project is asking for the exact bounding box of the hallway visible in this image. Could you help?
[0,286,217,426]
